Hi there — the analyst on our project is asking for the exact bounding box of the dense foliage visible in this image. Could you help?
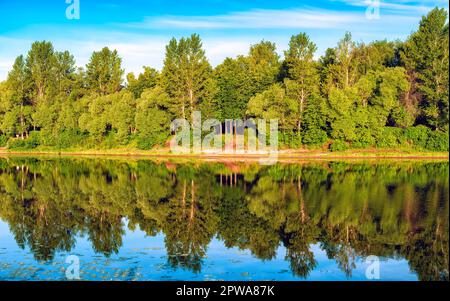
[0,158,448,280]
[0,9,448,151]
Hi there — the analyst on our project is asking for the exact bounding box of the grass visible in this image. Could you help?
[1,145,448,160]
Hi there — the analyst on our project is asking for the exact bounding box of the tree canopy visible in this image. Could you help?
[0,8,448,151]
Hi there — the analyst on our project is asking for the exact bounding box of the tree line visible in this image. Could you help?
[0,158,448,280]
[0,8,448,151]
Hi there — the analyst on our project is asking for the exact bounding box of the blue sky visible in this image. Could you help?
[0,0,448,80]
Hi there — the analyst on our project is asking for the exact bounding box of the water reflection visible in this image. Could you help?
[0,157,448,280]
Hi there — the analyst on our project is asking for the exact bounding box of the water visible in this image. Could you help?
[0,157,448,281]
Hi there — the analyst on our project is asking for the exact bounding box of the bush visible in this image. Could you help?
[137,133,168,150]
[0,135,7,147]
[352,127,376,148]
[8,131,40,150]
[302,128,328,147]
[376,127,405,148]
[404,125,430,149]
[330,140,348,152]
[54,130,85,149]
[425,130,449,151]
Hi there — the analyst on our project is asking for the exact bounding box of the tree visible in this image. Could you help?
[401,8,449,130]
[26,41,56,104]
[126,66,158,99]
[214,41,281,122]
[161,34,215,122]
[135,86,171,149]
[214,56,252,121]
[247,83,297,133]
[78,91,134,145]
[335,32,357,89]
[86,47,124,95]
[247,41,281,95]
[283,33,319,142]
[6,56,31,138]
[53,50,76,97]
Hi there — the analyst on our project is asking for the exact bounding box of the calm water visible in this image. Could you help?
[0,157,448,281]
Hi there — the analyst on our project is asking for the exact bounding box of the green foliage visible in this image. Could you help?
[127,67,158,99]
[330,140,348,151]
[426,130,449,151]
[7,131,40,150]
[404,125,431,149]
[403,125,449,151]
[135,87,171,150]
[0,9,448,153]
[302,128,328,147]
[401,8,449,130]
[161,34,216,122]
[86,47,124,95]
[375,127,405,148]
[0,135,7,147]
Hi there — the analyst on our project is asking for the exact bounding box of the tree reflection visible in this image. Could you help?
[0,157,448,280]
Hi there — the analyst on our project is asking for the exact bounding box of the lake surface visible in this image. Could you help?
[0,157,448,281]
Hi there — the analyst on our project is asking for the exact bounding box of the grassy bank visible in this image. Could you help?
[1,146,448,160]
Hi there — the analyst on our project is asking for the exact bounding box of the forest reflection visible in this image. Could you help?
[0,157,448,280]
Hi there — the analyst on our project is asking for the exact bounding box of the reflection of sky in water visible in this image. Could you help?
[0,220,417,281]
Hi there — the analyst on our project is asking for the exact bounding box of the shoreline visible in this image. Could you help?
[1,149,448,161]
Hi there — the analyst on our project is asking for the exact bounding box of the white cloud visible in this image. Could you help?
[127,5,429,30]
[337,0,444,13]
[134,8,366,29]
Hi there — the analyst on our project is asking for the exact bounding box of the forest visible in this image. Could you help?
[0,8,448,152]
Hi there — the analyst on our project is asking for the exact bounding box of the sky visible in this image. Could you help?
[0,0,448,81]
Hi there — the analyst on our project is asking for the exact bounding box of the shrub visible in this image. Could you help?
[54,130,85,149]
[137,132,168,150]
[352,127,376,148]
[404,125,430,149]
[376,127,404,148]
[302,128,328,147]
[330,140,348,152]
[425,130,449,151]
[0,135,7,147]
[8,131,40,150]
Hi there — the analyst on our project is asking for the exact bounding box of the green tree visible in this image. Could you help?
[135,87,171,149]
[126,66,158,99]
[6,56,32,138]
[26,41,56,104]
[401,8,449,130]
[161,34,216,122]
[283,33,319,142]
[86,47,124,95]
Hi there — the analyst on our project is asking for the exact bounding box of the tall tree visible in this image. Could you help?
[401,7,449,130]
[7,56,31,138]
[53,50,76,97]
[335,32,357,89]
[247,41,280,94]
[26,41,56,104]
[126,66,158,99]
[283,33,319,142]
[86,47,124,95]
[161,34,215,122]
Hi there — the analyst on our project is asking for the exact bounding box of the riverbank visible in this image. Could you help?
[1,147,448,160]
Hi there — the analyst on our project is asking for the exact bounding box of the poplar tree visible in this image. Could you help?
[283,33,319,141]
[401,7,449,130]
[86,47,124,95]
[161,34,215,122]
[6,56,31,138]
[26,41,56,104]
